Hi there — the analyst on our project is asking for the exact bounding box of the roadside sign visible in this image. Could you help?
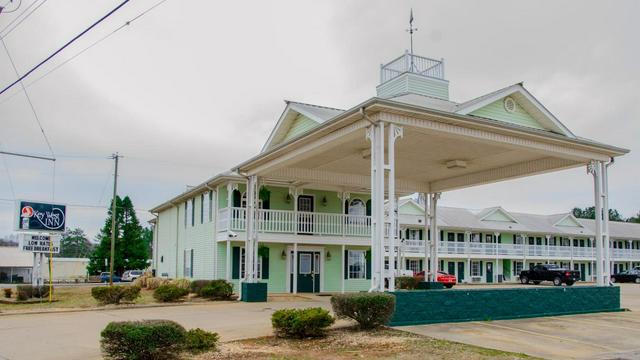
[19,234,61,253]
[16,200,66,232]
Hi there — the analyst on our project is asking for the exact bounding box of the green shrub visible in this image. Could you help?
[16,285,33,299]
[169,278,191,290]
[190,280,211,294]
[183,328,219,354]
[92,286,141,305]
[396,276,419,290]
[330,293,396,329]
[153,284,189,302]
[100,320,186,360]
[271,307,334,338]
[32,285,53,298]
[3,288,12,298]
[198,280,233,300]
[146,277,170,290]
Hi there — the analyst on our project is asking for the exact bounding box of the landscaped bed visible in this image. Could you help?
[196,327,537,360]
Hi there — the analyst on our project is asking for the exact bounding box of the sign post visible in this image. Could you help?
[15,200,66,301]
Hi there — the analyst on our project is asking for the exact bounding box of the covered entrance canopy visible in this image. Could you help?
[235,92,628,291]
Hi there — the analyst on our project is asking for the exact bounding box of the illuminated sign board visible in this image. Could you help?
[16,201,66,233]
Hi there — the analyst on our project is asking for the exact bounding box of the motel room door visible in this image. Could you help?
[295,251,320,293]
[297,195,314,234]
[486,262,494,283]
[457,262,465,282]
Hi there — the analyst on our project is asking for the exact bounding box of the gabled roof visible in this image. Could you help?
[552,213,584,228]
[476,206,519,223]
[455,83,576,138]
[261,101,344,152]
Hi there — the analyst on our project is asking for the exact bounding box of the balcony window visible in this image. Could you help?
[348,199,366,216]
[407,259,421,274]
[348,250,366,279]
[471,233,481,243]
[407,229,421,240]
[457,233,464,242]
[513,261,523,276]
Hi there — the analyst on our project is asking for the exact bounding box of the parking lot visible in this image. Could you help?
[400,283,640,360]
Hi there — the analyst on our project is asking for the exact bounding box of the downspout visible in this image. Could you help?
[359,107,376,125]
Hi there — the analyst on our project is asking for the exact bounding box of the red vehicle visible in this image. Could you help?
[414,271,457,288]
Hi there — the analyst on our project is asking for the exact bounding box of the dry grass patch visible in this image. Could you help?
[0,285,158,313]
[196,327,537,360]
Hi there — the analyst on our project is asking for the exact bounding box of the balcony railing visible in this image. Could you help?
[380,52,444,83]
[219,207,371,237]
[217,207,639,260]
[397,241,640,260]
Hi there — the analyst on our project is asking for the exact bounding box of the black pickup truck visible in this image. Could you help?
[520,264,580,286]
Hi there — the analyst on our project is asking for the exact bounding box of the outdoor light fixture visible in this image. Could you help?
[285,193,292,204]
[326,251,331,260]
[322,196,328,206]
[446,160,467,169]
[281,250,286,259]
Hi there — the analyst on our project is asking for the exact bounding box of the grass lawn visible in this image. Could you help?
[0,285,157,313]
[197,327,538,360]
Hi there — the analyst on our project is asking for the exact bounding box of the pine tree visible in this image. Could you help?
[88,196,149,275]
[57,228,94,258]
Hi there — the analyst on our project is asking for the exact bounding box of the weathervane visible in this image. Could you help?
[406,9,418,71]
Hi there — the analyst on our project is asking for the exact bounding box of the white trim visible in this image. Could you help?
[285,245,325,293]
[554,213,584,228]
[479,207,519,223]
[455,84,576,138]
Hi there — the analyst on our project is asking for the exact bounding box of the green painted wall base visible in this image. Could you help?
[417,281,444,290]
[241,282,268,302]
[389,286,621,326]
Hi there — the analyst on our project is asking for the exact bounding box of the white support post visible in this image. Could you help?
[226,239,231,281]
[423,193,430,278]
[589,161,605,286]
[366,125,378,292]
[386,123,403,292]
[601,161,611,284]
[569,237,574,269]
[376,122,385,292]
[293,243,298,294]
[341,244,346,294]
[546,234,551,264]
[430,193,441,282]
[244,175,259,284]
[464,231,471,283]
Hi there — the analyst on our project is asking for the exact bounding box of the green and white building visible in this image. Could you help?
[150,51,633,294]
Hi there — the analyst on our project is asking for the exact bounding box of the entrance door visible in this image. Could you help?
[580,263,586,281]
[457,262,465,282]
[486,262,494,283]
[297,195,314,234]
[295,251,320,293]
[447,262,455,276]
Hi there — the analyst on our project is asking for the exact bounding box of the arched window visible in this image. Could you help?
[348,199,366,216]
[232,189,242,208]
[366,199,372,216]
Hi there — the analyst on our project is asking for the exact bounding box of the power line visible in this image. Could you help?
[1,37,55,158]
[0,0,130,96]
[0,198,150,212]
[0,0,169,106]
[0,0,45,38]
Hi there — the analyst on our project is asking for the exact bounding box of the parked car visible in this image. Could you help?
[520,264,579,286]
[122,270,143,282]
[611,269,640,283]
[99,272,121,283]
[414,271,457,288]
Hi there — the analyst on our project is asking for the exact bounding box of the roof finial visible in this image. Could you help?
[406,8,418,71]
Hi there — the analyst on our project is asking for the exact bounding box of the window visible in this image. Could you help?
[457,233,464,242]
[513,261,523,276]
[347,250,366,279]
[407,259,421,274]
[471,261,481,277]
[447,233,455,241]
[348,199,366,216]
[515,235,524,244]
[471,233,481,243]
[485,234,494,243]
[183,249,193,278]
[239,248,262,279]
[407,229,421,240]
[201,192,211,224]
[185,198,194,227]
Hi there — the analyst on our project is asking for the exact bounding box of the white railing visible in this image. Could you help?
[380,52,444,83]
[220,207,371,237]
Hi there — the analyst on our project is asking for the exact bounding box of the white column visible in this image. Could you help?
[386,123,403,292]
[341,244,346,294]
[423,192,430,280]
[601,161,611,283]
[589,161,605,286]
[293,243,298,294]
[366,125,377,291]
[569,237,574,269]
[376,122,385,291]
[430,193,441,282]
[464,231,471,283]
[546,234,551,264]
[244,175,259,283]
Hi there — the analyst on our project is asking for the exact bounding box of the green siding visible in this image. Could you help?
[376,73,449,100]
[217,185,228,209]
[470,97,545,130]
[268,186,294,211]
[282,114,319,143]
[399,202,424,216]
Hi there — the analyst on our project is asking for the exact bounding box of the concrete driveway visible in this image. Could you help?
[0,295,331,360]
[398,283,640,360]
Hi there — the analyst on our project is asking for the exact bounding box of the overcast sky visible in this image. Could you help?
[0,0,638,240]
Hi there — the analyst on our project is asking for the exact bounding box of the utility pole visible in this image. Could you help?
[109,153,120,285]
